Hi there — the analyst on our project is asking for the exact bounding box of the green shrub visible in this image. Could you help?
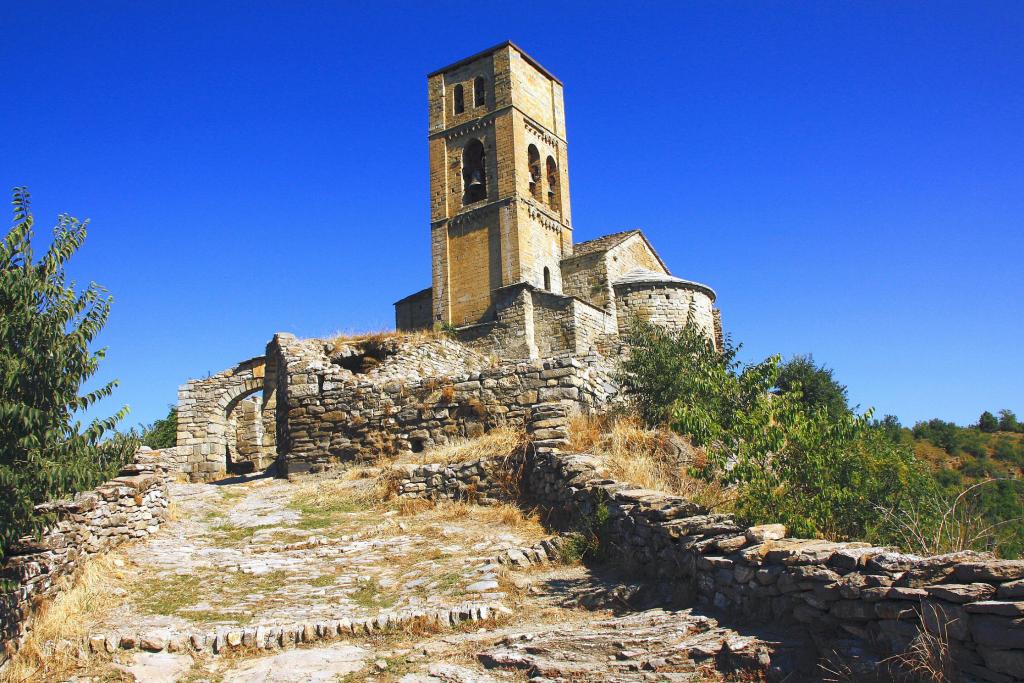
[979,411,999,433]
[621,317,932,542]
[998,409,1021,433]
[0,189,129,561]
[143,406,178,449]
[775,354,850,417]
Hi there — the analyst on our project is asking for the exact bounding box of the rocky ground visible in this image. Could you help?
[42,468,812,682]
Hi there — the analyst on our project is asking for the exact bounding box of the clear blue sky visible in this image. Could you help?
[2,1,1021,429]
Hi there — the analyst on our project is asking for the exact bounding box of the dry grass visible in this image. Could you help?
[875,478,1024,557]
[1,555,125,683]
[567,413,730,510]
[883,607,959,683]
[396,499,547,543]
[324,328,443,347]
[397,425,525,466]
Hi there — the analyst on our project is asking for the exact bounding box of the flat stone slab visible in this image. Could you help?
[118,652,194,683]
[221,643,368,682]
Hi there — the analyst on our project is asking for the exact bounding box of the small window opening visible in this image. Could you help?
[473,76,486,107]
[546,156,561,211]
[527,145,541,199]
[462,139,487,204]
[453,84,465,114]
[410,438,425,453]
[543,266,551,291]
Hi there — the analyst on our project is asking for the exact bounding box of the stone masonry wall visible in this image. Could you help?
[512,406,1024,682]
[176,354,276,481]
[270,332,617,474]
[394,459,513,506]
[614,281,717,348]
[0,453,170,665]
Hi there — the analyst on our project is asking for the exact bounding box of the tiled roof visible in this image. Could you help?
[613,268,717,301]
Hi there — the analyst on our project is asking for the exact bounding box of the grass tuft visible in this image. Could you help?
[397,425,524,466]
[567,413,729,510]
[0,555,125,683]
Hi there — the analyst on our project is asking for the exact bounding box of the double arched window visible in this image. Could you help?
[462,139,487,205]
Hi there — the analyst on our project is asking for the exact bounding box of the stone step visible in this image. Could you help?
[86,601,511,658]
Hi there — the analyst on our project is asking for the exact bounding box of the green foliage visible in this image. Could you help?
[433,321,459,338]
[621,318,934,542]
[143,405,178,449]
[775,354,850,417]
[999,409,1021,433]
[913,418,965,453]
[0,188,129,560]
[560,491,611,563]
[619,316,778,444]
[903,414,1024,557]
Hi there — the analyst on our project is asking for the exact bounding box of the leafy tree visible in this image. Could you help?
[775,354,850,417]
[0,188,129,560]
[998,409,1021,433]
[979,411,999,433]
[912,418,963,454]
[620,318,932,541]
[876,414,904,443]
[143,406,178,449]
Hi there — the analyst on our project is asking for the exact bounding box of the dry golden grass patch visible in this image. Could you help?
[396,425,524,466]
[0,555,126,683]
[568,413,730,510]
[324,328,442,347]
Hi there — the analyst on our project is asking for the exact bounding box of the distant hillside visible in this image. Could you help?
[907,420,1024,479]
[889,415,1024,558]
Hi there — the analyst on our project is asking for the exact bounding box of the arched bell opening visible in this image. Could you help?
[527,144,542,200]
[462,139,487,205]
[546,156,561,212]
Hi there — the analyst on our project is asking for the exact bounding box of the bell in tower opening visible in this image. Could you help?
[462,139,487,205]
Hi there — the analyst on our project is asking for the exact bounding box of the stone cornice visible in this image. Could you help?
[431,195,572,229]
[429,105,566,145]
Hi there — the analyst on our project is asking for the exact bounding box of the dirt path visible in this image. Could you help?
[45,471,801,682]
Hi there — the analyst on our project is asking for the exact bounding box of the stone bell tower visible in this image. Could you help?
[428,41,573,327]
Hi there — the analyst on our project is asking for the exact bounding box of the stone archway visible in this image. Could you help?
[175,355,277,482]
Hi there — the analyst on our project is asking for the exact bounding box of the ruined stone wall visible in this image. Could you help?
[176,355,276,481]
[271,331,618,474]
[512,411,1024,682]
[394,460,513,506]
[0,454,170,663]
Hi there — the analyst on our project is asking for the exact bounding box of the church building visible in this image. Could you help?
[395,42,720,359]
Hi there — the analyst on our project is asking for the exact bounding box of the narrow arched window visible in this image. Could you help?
[462,139,487,204]
[543,266,551,291]
[473,76,486,107]
[546,156,561,211]
[527,145,541,199]
[453,84,465,114]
